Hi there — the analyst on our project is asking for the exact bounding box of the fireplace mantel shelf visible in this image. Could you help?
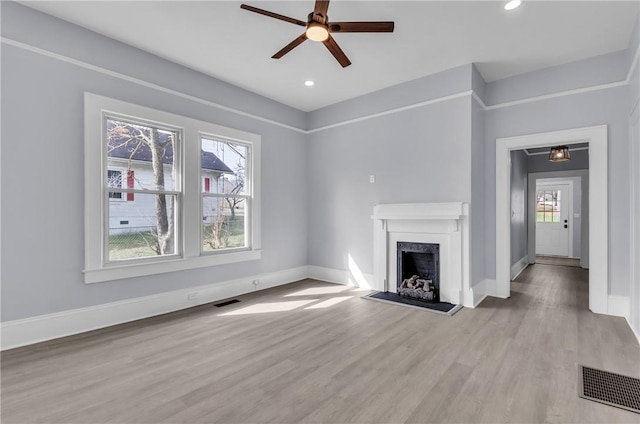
[372,202,467,221]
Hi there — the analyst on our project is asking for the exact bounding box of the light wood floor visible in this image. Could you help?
[535,256,581,268]
[2,265,640,423]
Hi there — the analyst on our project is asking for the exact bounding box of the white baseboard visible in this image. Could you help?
[5,266,634,350]
[478,278,504,299]
[607,295,630,320]
[1,266,309,351]
[628,318,640,345]
[511,256,529,280]
[469,279,492,307]
[307,265,374,289]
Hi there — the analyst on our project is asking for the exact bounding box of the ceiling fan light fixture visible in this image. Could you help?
[504,0,522,10]
[306,23,329,42]
[549,145,571,162]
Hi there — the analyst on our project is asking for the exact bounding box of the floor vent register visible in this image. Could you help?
[578,365,640,414]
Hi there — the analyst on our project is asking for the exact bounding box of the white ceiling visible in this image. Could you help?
[20,1,640,112]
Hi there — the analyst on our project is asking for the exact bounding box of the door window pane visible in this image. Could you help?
[536,189,561,222]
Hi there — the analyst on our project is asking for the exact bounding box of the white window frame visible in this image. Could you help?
[200,136,252,255]
[84,93,261,283]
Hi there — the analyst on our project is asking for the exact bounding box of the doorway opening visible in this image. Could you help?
[496,125,608,314]
[528,171,589,269]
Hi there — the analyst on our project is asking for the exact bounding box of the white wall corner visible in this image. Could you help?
[628,317,640,345]
[478,278,502,299]
[607,295,630,320]
[468,279,490,308]
[510,256,529,280]
[1,266,309,351]
[461,287,476,308]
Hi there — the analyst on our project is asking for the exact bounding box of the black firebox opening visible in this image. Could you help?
[397,242,440,303]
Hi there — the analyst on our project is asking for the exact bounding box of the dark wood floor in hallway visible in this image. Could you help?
[2,264,639,423]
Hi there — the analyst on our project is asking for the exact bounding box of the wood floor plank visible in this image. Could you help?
[2,268,639,424]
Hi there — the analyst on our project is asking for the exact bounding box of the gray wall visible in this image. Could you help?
[510,151,528,266]
[308,64,473,130]
[485,49,630,106]
[1,3,308,321]
[307,96,472,275]
[484,60,631,297]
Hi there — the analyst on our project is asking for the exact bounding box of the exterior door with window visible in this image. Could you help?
[535,184,570,256]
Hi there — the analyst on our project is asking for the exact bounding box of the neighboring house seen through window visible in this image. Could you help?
[107,169,123,199]
[106,118,180,262]
[84,93,261,283]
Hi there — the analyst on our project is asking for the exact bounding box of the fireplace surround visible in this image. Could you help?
[372,202,471,307]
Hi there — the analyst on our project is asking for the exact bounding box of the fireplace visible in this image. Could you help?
[397,242,440,302]
[372,202,472,307]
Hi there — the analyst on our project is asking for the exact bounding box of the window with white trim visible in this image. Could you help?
[84,93,261,283]
[201,137,250,252]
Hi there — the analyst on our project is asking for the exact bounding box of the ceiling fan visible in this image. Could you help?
[240,1,394,68]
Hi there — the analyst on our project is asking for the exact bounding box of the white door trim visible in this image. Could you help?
[496,125,608,314]
[629,102,640,341]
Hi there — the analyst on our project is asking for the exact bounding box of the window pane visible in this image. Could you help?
[108,193,177,261]
[536,190,546,222]
[202,197,246,251]
[201,138,247,195]
[107,118,177,191]
[536,189,562,223]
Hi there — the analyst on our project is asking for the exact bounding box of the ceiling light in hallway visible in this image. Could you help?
[549,145,572,162]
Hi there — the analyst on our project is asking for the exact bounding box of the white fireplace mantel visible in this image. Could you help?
[372,202,466,222]
[372,202,474,307]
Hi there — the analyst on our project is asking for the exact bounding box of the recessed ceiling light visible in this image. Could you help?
[304,80,315,87]
[504,0,522,10]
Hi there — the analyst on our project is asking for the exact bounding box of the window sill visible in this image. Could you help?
[84,250,262,284]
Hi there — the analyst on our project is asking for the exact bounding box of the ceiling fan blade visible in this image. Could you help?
[329,21,395,33]
[240,4,307,27]
[272,33,308,59]
[312,0,330,23]
[322,35,351,68]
